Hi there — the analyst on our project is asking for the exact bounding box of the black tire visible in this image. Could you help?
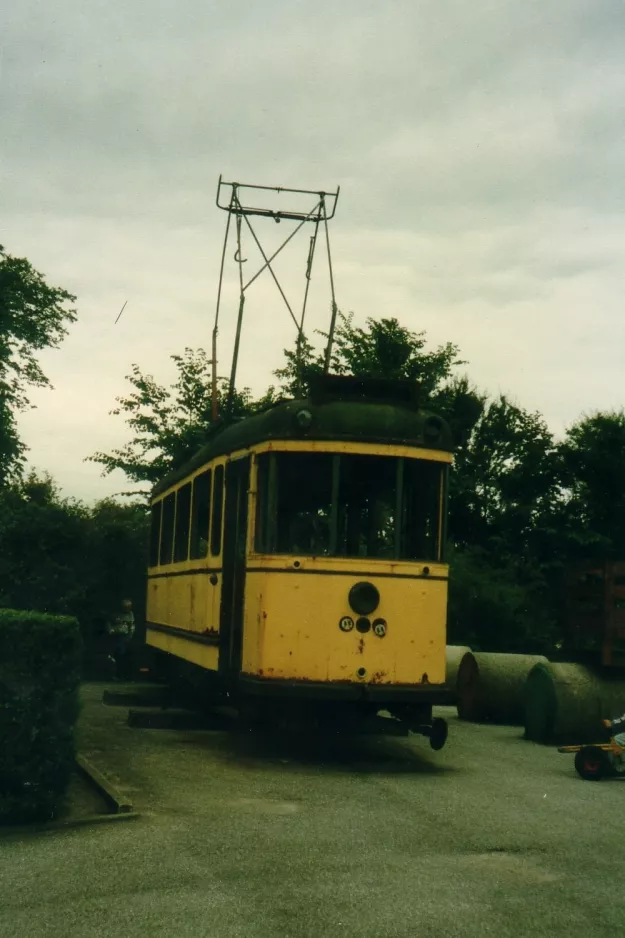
[429,717,448,751]
[574,746,612,781]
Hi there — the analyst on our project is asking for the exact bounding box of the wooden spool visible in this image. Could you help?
[524,661,625,745]
[457,652,548,724]
[441,646,472,704]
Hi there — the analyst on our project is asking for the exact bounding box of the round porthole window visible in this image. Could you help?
[348,582,380,616]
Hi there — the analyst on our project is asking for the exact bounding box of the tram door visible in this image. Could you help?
[219,456,250,679]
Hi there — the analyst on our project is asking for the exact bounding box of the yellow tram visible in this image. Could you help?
[146,375,453,746]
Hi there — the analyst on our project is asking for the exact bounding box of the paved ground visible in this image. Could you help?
[0,684,621,938]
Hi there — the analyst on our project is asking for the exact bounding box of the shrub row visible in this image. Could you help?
[0,609,81,825]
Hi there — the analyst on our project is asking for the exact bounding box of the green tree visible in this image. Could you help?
[277,311,487,465]
[276,312,465,396]
[450,395,560,558]
[0,472,90,615]
[92,315,483,490]
[0,246,76,484]
[556,410,625,559]
[0,472,149,667]
[88,348,279,486]
[443,397,564,652]
[291,315,560,566]
[447,545,557,655]
[79,498,149,621]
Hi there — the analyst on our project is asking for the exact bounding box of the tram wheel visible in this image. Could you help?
[429,717,448,751]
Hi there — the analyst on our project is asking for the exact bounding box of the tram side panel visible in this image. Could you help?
[146,568,222,672]
[241,565,447,687]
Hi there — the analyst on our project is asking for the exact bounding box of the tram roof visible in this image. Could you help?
[152,376,453,497]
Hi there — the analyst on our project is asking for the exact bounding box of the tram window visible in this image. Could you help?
[190,469,212,559]
[149,501,162,567]
[159,492,175,565]
[256,451,443,562]
[401,460,443,561]
[211,465,224,556]
[173,482,192,562]
[256,452,334,554]
[254,455,271,552]
[336,456,397,559]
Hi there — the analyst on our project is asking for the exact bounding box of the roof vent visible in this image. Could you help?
[307,374,419,408]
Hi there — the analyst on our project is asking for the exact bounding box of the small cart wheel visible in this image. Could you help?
[429,717,448,751]
[574,746,612,781]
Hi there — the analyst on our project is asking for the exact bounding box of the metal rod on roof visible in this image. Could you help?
[227,198,246,417]
[240,212,300,332]
[211,192,234,421]
[242,200,322,292]
[322,196,339,373]
[216,179,339,220]
[296,218,321,394]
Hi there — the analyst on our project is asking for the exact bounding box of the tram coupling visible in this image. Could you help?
[404,716,449,751]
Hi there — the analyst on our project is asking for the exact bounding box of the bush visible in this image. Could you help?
[0,609,81,825]
[0,480,149,679]
[447,547,558,655]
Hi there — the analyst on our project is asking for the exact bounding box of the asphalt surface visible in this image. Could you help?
[0,683,622,938]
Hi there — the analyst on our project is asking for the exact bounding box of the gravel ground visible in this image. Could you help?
[0,683,621,938]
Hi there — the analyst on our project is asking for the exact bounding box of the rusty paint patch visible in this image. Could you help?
[241,672,364,685]
[202,627,219,638]
[358,638,365,654]
[370,670,389,684]
[421,672,429,683]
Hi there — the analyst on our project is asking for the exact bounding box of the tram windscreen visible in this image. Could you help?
[255,452,444,561]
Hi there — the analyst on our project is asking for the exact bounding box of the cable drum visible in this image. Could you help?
[524,661,625,745]
[457,652,548,725]
[441,646,472,705]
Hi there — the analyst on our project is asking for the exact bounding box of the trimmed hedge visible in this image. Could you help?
[0,609,81,824]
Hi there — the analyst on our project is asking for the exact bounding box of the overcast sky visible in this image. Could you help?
[2,0,624,502]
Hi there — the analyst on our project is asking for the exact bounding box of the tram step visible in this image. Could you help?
[103,685,173,708]
[126,706,230,730]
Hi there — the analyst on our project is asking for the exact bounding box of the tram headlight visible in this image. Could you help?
[348,581,380,616]
[424,416,443,441]
[294,408,313,430]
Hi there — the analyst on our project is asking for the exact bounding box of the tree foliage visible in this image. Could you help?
[446,546,557,655]
[558,410,625,558]
[0,472,148,641]
[275,312,464,396]
[450,396,560,554]
[0,246,76,484]
[88,348,279,486]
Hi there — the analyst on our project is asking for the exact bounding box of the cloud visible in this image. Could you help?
[2,0,625,500]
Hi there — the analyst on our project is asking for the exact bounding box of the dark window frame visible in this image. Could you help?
[173,481,192,563]
[159,491,176,565]
[190,468,212,561]
[211,464,225,556]
[149,501,162,567]
[254,451,445,563]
